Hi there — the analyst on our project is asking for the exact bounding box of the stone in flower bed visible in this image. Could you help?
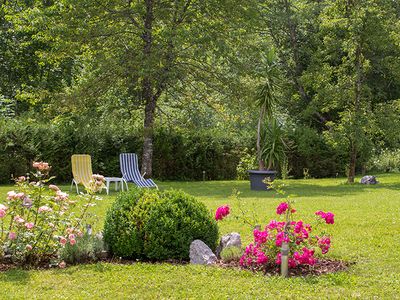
[215,232,241,258]
[189,240,217,265]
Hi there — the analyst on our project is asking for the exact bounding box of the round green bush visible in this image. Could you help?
[103,188,219,261]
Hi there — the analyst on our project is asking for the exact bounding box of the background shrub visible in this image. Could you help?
[367,149,400,173]
[0,118,249,183]
[103,188,219,261]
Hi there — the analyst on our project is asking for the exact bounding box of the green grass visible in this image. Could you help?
[1,174,400,299]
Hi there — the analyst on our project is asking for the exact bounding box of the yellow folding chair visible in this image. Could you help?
[71,154,94,193]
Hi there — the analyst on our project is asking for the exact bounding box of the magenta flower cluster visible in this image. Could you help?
[315,210,335,224]
[239,202,335,271]
[215,205,230,221]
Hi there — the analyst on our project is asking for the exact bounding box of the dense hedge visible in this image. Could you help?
[0,118,249,183]
[103,188,219,260]
[0,118,371,183]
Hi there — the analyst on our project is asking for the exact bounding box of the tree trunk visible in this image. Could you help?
[141,0,155,178]
[348,140,357,183]
[347,44,362,183]
[257,105,266,170]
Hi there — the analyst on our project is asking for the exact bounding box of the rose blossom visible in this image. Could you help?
[17,176,26,182]
[315,210,335,224]
[14,216,25,224]
[55,191,69,201]
[49,184,60,192]
[69,239,76,246]
[60,237,67,246]
[8,232,17,240]
[7,191,24,201]
[26,244,33,251]
[59,261,66,269]
[215,205,230,221]
[276,202,289,215]
[25,222,34,230]
[32,161,50,171]
[0,204,7,218]
[38,205,52,213]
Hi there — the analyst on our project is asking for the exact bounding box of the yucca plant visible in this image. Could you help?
[255,50,281,170]
[261,119,288,170]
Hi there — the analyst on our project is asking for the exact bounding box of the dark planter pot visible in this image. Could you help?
[248,170,277,191]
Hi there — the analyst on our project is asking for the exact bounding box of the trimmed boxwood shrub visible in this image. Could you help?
[103,188,219,261]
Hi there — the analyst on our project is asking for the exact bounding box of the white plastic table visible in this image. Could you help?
[104,177,128,195]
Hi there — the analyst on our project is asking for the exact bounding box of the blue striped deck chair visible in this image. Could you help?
[119,153,158,189]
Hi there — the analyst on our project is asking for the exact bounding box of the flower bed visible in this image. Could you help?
[0,162,102,267]
[215,181,342,276]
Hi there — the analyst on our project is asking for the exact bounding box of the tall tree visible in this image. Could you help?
[29,0,259,177]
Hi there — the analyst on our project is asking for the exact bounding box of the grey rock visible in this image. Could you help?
[189,240,217,265]
[360,175,378,185]
[216,232,242,258]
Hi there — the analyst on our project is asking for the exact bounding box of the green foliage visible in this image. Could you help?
[59,233,106,265]
[220,246,243,263]
[236,149,257,180]
[103,188,219,261]
[287,126,347,178]
[261,119,288,170]
[368,149,400,173]
[142,190,219,260]
[0,118,250,183]
[103,189,157,259]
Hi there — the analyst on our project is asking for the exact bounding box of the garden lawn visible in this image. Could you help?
[0,174,400,299]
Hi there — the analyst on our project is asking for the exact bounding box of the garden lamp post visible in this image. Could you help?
[281,240,289,277]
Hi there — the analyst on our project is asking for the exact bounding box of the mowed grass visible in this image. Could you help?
[0,174,400,299]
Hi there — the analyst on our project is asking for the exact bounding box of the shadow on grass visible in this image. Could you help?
[0,269,30,285]
[158,177,400,199]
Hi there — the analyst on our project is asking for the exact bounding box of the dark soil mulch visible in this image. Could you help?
[0,258,351,277]
[217,258,351,276]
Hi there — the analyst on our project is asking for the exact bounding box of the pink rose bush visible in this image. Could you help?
[239,200,335,272]
[0,162,101,265]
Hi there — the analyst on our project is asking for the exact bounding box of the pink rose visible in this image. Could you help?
[25,222,34,230]
[49,184,60,192]
[315,210,335,224]
[59,261,66,269]
[69,239,76,246]
[6,191,23,201]
[215,205,230,221]
[38,205,52,213]
[60,237,67,245]
[33,161,50,171]
[55,191,68,201]
[26,244,33,251]
[14,216,25,224]
[276,202,289,215]
[8,232,17,240]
